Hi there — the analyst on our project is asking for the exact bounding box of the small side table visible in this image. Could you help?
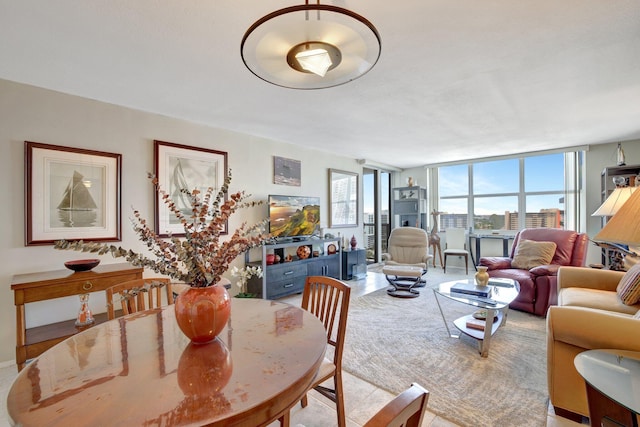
[574,349,640,427]
[342,248,366,280]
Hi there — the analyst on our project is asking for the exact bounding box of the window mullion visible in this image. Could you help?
[468,164,474,232]
[519,158,526,229]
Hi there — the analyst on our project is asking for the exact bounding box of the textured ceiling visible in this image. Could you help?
[1,0,639,169]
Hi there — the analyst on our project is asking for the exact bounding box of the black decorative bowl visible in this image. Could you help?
[64,259,100,272]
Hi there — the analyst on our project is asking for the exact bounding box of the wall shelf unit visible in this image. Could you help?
[391,186,428,230]
[600,165,640,201]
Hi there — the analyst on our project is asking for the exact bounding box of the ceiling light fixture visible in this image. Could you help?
[241,2,381,89]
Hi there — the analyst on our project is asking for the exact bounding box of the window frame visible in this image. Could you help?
[435,151,582,232]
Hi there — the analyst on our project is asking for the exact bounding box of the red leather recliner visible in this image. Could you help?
[478,228,588,316]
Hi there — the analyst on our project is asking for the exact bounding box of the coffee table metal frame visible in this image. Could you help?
[433,278,519,357]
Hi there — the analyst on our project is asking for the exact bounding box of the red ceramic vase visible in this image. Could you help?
[174,283,231,344]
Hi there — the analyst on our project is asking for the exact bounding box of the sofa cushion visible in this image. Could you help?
[617,263,640,305]
[511,239,557,270]
[559,287,640,315]
[634,310,640,319]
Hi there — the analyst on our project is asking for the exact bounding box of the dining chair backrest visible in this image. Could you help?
[445,227,467,250]
[363,383,430,427]
[302,276,351,368]
[106,278,173,320]
[295,275,351,426]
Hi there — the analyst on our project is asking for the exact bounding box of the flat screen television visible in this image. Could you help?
[268,195,320,240]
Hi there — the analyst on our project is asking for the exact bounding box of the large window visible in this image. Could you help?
[438,164,469,228]
[363,168,391,263]
[438,152,576,232]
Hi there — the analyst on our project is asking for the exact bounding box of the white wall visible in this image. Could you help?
[0,79,362,364]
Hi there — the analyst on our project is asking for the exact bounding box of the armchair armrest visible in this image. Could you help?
[530,264,559,276]
[381,253,391,262]
[478,257,512,270]
[547,306,640,351]
[557,266,625,292]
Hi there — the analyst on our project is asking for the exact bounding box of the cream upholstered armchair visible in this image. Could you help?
[382,227,433,269]
[381,227,433,297]
[547,266,640,422]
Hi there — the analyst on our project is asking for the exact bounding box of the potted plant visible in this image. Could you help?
[55,170,270,343]
[231,265,263,298]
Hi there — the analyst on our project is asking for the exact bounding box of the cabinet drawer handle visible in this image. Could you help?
[283,283,294,288]
[82,281,93,291]
[283,271,294,276]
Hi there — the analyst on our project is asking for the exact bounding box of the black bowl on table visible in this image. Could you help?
[64,259,100,272]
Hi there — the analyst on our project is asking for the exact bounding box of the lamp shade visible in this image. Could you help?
[592,187,638,216]
[594,185,640,246]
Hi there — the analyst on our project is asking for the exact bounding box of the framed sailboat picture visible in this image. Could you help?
[154,140,228,237]
[25,141,122,245]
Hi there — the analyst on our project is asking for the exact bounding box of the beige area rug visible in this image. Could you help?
[342,272,548,427]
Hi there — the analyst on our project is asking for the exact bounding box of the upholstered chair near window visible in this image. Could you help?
[547,266,640,421]
[382,227,433,270]
[478,228,588,316]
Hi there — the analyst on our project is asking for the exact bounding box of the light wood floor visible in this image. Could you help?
[0,266,586,427]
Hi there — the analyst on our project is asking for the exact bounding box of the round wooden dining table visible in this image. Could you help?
[6,298,327,426]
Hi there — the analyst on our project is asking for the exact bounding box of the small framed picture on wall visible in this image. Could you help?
[273,156,301,186]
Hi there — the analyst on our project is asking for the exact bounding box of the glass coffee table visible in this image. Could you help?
[433,278,519,357]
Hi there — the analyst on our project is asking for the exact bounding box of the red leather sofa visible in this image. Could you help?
[478,228,588,316]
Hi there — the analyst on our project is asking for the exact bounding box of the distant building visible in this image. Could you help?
[363,211,390,255]
[440,209,564,231]
[505,209,563,229]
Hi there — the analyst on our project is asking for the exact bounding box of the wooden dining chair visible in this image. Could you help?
[279,275,351,427]
[363,383,430,427]
[105,278,173,320]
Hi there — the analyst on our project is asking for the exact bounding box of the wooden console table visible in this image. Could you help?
[11,263,143,371]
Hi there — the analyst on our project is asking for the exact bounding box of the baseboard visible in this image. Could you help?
[0,359,15,369]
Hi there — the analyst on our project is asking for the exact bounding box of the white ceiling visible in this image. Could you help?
[1,0,639,169]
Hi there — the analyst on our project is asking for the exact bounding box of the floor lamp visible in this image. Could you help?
[592,186,637,270]
[593,185,640,270]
